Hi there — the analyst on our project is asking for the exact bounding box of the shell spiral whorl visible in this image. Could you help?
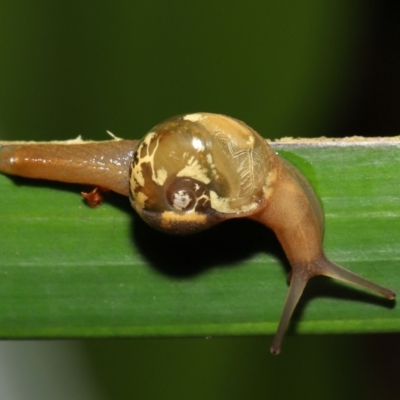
[129,113,275,234]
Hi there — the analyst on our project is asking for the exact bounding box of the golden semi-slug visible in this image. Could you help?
[0,112,395,354]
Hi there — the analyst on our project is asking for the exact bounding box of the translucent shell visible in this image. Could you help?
[129,113,275,234]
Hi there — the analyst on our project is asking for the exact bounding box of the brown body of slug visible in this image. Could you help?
[0,112,395,354]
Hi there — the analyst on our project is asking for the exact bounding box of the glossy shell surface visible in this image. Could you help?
[129,113,274,233]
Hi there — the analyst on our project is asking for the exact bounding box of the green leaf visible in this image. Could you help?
[0,139,398,338]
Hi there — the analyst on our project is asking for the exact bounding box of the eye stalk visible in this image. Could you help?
[0,112,395,354]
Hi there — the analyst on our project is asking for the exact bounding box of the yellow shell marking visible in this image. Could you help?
[176,156,211,185]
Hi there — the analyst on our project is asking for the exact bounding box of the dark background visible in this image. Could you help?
[0,1,399,399]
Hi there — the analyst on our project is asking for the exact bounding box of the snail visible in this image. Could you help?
[0,112,395,354]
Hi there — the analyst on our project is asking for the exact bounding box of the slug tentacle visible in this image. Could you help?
[269,256,395,355]
[0,112,395,354]
[315,257,395,300]
[270,270,309,355]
